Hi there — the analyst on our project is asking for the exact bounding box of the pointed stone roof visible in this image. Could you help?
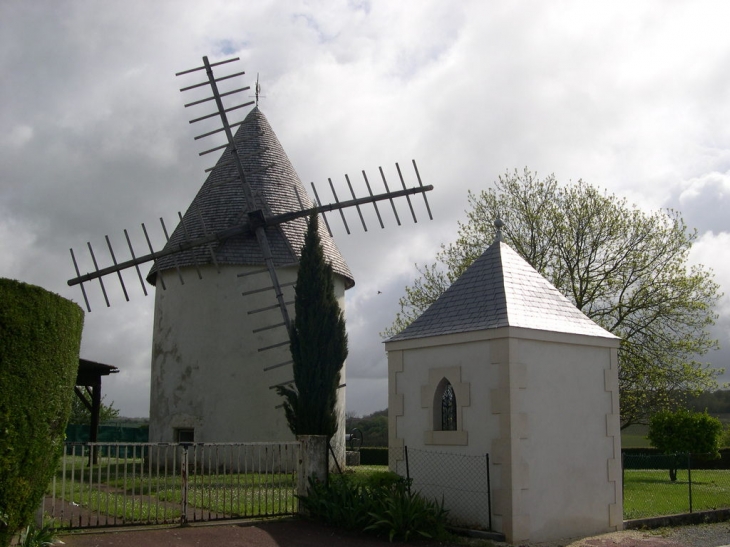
[148,107,354,288]
[388,239,616,342]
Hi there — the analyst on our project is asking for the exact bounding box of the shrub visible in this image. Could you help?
[0,279,83,547]
[18,523,56,547]
[299,475,379,530]
[722,424,730,448]
[365,479,448,542]
[647,409,724,481]
[299,472,449,541]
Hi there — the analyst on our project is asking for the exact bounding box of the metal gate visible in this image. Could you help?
[44,442,300,529]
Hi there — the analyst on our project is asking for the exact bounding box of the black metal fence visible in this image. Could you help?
[45,442,300,529]
[622,452,730,519]
[404,447,492,530]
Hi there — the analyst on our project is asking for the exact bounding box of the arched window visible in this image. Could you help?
[434,378,457,431]
[441,382,457,431]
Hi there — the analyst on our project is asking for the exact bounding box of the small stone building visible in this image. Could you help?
[386,228,622,544]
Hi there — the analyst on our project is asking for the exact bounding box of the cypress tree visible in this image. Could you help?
[277,213,348,438]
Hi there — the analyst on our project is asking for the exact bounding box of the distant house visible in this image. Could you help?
[386,226,622,544]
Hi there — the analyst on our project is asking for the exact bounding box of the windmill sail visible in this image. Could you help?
[147,107,354,290]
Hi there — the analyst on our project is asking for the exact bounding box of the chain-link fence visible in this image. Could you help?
[404,447,491,530]
[623,452,730,519]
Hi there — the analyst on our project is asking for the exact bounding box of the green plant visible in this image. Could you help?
[298,475,377,530]
[365,479,449,542]
[721,424,730,448]
[648,409,724,480]
[299,473,450,542]
[277,213,348,438]
[0,279,84,547]
[347,470,400,489]
[18,523,56,547]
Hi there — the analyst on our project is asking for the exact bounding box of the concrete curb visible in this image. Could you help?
[624,508,730,530]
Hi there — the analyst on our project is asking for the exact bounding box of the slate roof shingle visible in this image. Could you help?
[388,240,616,342]
[147,107,354,288]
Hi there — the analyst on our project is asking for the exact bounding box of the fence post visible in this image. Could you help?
[687,452,693,514]
[404,445,411,495]
[297,435,328,511]
[180,445,189,525]
[486,453,492,531]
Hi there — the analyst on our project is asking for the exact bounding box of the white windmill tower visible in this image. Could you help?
[68,56,433,466]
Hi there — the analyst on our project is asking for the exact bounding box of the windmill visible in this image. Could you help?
[67,56,433,465]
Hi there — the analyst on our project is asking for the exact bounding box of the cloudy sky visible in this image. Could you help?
[2,1,729,418]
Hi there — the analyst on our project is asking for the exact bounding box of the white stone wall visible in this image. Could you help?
[387,327,621,543]
[149,263,347,465]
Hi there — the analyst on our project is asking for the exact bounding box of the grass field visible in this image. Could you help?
[50,453,298,526]
[50,454,730,527]
[623,468,730,519]
[621,424,651,448]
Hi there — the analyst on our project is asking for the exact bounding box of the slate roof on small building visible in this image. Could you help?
[147,107,354,288]
[388,240,616,342]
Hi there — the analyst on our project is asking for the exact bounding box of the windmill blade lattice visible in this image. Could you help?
[67,56,435,347]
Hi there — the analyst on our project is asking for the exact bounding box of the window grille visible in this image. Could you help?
[441,382,457,431]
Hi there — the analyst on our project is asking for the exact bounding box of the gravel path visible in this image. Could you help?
[486,521,730,547]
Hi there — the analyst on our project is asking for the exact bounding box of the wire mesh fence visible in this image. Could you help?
[404,447,491,530]
[623,452,730,519]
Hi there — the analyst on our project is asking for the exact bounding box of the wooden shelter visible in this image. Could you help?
[74,358,119,445]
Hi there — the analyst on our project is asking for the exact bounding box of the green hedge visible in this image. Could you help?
[360,447,388,466]
[65,424,149,443]
[622,448,730,470]
[0,279,83,547]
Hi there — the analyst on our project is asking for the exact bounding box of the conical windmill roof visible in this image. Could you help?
[147,107,354,288]
[388,239,616,342]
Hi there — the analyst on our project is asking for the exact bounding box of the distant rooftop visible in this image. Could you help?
[388,238,617,342]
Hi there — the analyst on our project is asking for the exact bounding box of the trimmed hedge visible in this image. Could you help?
[0,279,83,547]
[65,424,149,443]
[622,447,730,470]
[360,447,388,466]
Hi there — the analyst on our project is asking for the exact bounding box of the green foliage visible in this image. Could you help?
[686,390,730,414]
[0,278,84,547]
[299,473,449,542]
[384,169,722,428]
[299,475,380,530]
[346,410,388,447]
[648,409,723,481]
[722,425,730,449]
[18,523,56,547]
[364,480,448,542]
[648,409,724,457]
[68,394,120,425]
[277,213,348,438]
[0,279,83,546]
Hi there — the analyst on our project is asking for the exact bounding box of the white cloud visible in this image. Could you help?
[691,231,730,317]
[2,0,730,416]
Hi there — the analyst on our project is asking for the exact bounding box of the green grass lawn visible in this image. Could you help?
[623,469,730,519]
[621,424,650,448]
[52,455,730,526]
[51,454,298,526]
